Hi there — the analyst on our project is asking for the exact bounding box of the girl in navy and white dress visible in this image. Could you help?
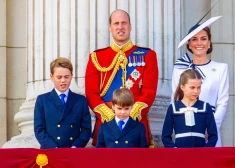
[162,69,217,148]
[172,16,229,147]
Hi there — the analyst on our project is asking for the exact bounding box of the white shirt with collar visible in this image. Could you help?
[54,88,69,103]
[115,116,129,130]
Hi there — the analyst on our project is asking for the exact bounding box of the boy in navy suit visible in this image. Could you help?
[34,57,91,149]
[96,88,148,148]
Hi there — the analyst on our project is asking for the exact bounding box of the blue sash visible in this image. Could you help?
[102,47,150,102]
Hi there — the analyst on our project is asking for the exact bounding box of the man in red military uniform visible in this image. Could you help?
[85,9,158,147]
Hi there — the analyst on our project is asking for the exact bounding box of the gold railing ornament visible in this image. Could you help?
[36,154,48,168]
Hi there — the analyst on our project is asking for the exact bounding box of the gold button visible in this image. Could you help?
[70,137,73,141]
[71,125,73,128]
[125,141,128,144]
[57,125,60,128]
[115,141,118,144]
[57,137,60,140]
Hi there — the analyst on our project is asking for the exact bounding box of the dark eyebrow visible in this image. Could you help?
[113,21,127,24]
[191,35,207,39]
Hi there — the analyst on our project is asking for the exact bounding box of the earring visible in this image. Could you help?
[208,46,210,49]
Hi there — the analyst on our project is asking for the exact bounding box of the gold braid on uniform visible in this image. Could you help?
[91,41,133,122]
[94,104,115,122]
[91,40,133,97]
[91,52,119,72]
[147,117,155,147]
[130,102,148,121]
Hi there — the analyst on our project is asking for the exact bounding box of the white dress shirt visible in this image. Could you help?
[54,88,69,103]
[115,116,129,130]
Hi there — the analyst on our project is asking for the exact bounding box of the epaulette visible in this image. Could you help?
[93,46,110,53]
[136,45,151,50]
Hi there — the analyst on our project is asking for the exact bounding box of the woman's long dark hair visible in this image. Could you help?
[174,69,202,101]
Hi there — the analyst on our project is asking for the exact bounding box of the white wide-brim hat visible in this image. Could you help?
[177,16,222,49]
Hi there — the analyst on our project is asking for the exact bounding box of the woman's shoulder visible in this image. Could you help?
[210,60,228,68]
[202,60,228,76]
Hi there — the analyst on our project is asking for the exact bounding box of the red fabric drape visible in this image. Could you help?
[0,148,235,168]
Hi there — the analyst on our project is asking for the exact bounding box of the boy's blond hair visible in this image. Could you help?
[50,57,73,75]
[112,88,134,107]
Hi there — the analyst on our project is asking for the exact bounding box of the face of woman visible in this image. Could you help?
[188,30,210,57]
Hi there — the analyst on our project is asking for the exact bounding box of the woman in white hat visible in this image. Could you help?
[171,16,229,147]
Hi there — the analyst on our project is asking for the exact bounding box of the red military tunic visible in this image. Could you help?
[85,40,158,147]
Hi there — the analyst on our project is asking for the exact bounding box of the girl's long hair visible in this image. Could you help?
[174,69,202,101]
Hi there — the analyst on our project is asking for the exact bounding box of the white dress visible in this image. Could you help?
[171,54,229,147]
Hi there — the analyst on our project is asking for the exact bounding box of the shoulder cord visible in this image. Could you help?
[91,51,128,97]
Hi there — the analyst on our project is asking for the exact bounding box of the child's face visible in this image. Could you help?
[50,67,73,93]
[112,104,132,120]
[180,79,201,101]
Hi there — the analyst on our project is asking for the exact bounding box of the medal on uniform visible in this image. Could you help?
[137,56,141,66]
[139,79,143,88]
[131,69,140,80]
[133,56,137,67]
[128,56,132,67]
[125,79,134,89]
[141,56,145,66]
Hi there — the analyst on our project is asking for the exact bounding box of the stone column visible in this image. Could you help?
[211,0,235,146]
[2,0,27,148]
[3,0,90,148]
[183,1,211,38]
[0,0,7,147]
[148,0,182,146]
[3,0,183,148]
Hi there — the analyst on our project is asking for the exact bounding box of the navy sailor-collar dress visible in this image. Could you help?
[162,100,218,148]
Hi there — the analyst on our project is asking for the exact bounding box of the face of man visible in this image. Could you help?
[50,67,73,93]
[109,10,132,46]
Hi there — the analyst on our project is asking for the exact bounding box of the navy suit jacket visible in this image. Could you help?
[34,89,92,149]
[96,117,148,148]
